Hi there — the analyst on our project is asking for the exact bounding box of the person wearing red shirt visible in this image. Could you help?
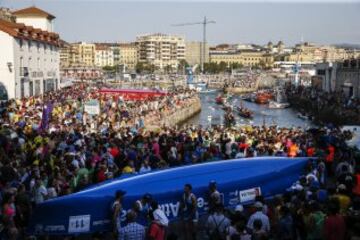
[147,210,166,240]
[323,144,335,177]
[323,201,346,240]
[352,166,360,196]
[306,146,315,157]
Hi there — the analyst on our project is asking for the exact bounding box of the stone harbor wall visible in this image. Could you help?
[162,97,201,127]
[145,96,201,129]
[225,87,257,94]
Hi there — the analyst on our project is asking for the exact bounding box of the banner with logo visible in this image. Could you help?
[29,157,309,235]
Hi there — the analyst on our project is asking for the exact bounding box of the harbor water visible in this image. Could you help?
[184,91,314,128]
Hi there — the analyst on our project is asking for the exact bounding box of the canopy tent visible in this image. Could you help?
[98,88,168,101]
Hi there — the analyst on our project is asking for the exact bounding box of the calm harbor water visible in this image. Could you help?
[184,90,313,128]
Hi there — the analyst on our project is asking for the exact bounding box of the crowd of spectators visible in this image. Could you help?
[0,84,359,239]
[287,86,360,125]
[231,76,258,89]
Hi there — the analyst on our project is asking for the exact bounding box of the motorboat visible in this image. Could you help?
[215,94,227,104]
[255,92,273,104]
[29,157,310,235]
[200,89,217,94]
[297,113,313,121]
[237,106,253,119]
[269,101,290,109]
[268,88,290,109]
[224,113,236,126]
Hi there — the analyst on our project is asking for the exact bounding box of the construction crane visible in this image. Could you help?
[172,16,215,73]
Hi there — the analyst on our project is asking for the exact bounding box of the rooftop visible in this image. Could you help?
[0,18,60,46]
[12,6,55,20]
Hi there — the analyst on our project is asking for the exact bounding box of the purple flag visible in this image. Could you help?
[39,102,53,132]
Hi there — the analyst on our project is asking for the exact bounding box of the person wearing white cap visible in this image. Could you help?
[246,201,270,234]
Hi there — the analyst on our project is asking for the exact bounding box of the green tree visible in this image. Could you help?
[102,65,116,72]
[218,61,228,73]
[164,65,172,74]
[230,62,243,70]
[135,62,145,74]
[178,60,189,74]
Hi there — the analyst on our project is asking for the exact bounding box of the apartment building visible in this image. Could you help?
[60,41,81,68]
[95,44,114,67]
[136,33,185,69]
[119,43,137,70]
[284,42,360,63]
[0,6,60,100]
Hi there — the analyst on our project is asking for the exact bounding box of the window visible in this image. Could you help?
[28,41,32,52]
[19,57,24,76]
[19,39,23,50]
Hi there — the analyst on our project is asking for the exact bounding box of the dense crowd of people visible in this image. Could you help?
[231,76,258,89]
[0,83,359,240]
[287,86,360,125]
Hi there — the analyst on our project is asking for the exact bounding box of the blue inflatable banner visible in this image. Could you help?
[29,157,309,235]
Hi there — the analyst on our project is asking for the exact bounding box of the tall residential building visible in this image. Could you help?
[136,33,185,69]
[74,42,96,66]
[111,45,121,66]
[95,44,114,67]
[119,43,138,70]
[185,41,209,66]
[60,41,80,68]
[0,6,60,100]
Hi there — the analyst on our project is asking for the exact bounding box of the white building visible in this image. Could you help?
[0,7,60,100]
[314,62,338,92]
[136,33,185,70]
[12,6,55,32]
[95,44,114,67]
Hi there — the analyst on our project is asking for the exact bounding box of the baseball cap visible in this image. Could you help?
[235,204,244,212]
[254,201,263,208]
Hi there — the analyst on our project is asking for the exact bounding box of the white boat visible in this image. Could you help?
[297,113,312,120]
[200,89,216,94]
[268,88,290,109]
[188,82,208,92]
[269,101,290,109]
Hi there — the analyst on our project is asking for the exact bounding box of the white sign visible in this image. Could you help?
[84,100,100,115]
[239,187,261,203]
[68,215,91,233]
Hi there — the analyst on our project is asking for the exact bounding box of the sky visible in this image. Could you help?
[1,0,360,46]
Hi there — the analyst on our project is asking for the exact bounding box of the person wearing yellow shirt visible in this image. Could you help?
[333,184,351,215]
